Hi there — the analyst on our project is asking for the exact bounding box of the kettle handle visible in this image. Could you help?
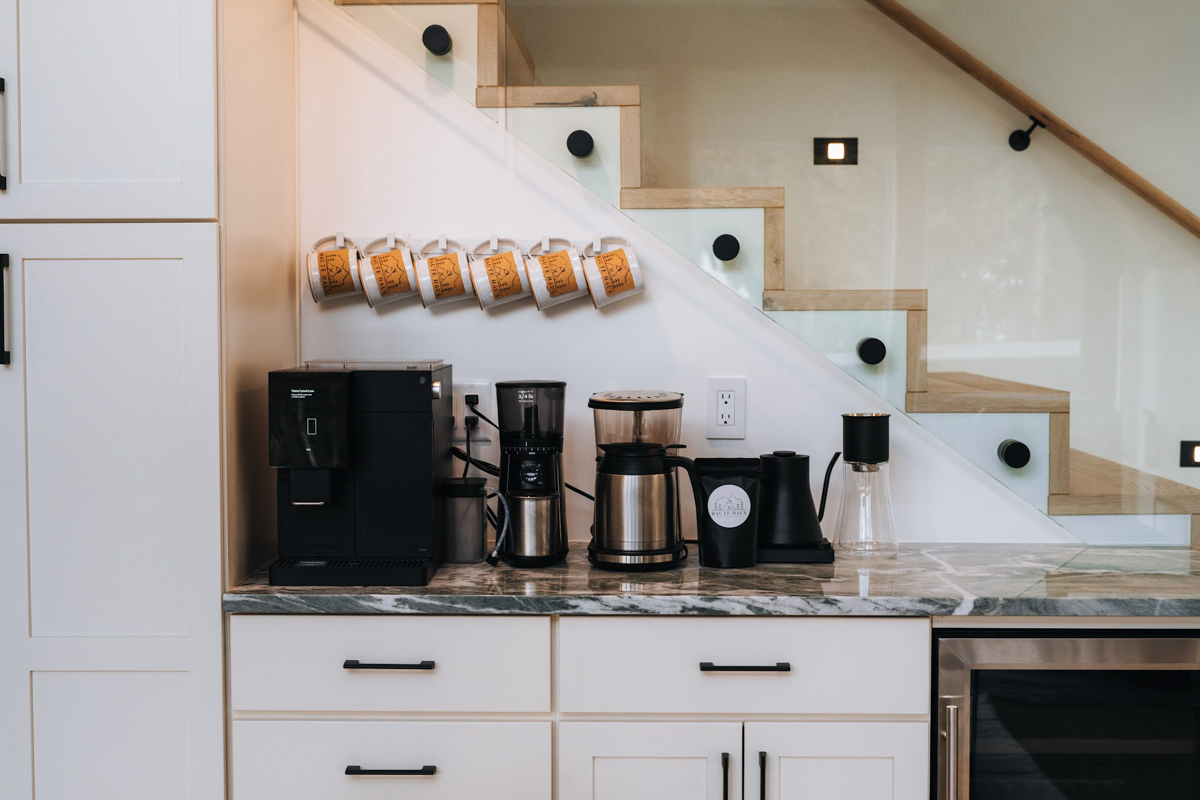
[664,454,705,534]
[817,452,841,523]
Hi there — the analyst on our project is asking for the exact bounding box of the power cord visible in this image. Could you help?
[462,415,478,479]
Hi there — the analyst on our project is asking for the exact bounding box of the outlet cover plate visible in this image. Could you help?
[706,377,746,439]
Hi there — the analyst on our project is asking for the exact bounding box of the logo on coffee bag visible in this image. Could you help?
[706,485,751,528]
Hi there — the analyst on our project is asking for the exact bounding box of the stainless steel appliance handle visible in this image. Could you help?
[291,501,325,506]
[0,254,9,365]
[345,765,436,776]
[701,662,791,672]
[946,704,959,800]
[721,752,729,800]
[343,659,435,670]
[758,751,767,800]
[0,78,7,191]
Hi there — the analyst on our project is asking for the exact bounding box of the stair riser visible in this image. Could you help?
[910,412,1051,513]
[768,310,908,410]
[342,4,480,105]
[485,106,623,206]
[625,208,765,305]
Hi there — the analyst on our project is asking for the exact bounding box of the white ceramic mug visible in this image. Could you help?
[414,239,474,308]
[524,237,589,310]
[469,238,531,309]
[359,237,418,308]
[583,237,644,308]
[306,235,363,303]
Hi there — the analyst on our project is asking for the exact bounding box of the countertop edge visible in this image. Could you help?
[221,594,1200,617]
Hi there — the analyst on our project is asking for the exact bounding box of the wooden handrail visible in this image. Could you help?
[862,0,1200,242]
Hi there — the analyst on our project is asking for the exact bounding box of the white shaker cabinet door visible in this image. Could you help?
[0,0,216,219]
[558,722,742,800]
[746,722,929,800]
[0,223,222,800]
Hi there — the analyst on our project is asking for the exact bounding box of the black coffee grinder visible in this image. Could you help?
[495,380,569,566]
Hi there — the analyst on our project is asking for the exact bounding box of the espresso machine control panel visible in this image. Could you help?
[269,371,351,469]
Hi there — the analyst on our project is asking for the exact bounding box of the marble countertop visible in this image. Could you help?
[223,544,1200,616]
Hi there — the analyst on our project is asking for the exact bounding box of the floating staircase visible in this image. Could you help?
[330,0,1200,545]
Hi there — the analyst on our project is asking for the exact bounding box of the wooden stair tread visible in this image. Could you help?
[906,372,1069,413]
[763,289,927,311]
[620,187,784,209]
[1049,450,1200,516]
[476,85,640,108]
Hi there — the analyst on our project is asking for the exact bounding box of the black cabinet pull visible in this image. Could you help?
[721,752,729,800]
[343,659,435,670]
[759,751,767,800]
[699,662,790,672]
[0,254,9,365]
[0,78,7,191]
[346,765,436,776]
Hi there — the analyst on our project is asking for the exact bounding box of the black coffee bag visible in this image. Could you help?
[694,458,760,568]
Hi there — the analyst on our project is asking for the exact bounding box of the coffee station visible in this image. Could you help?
[263,362,902,587]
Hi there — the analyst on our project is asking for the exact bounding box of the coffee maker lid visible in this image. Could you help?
[588,390,683,411]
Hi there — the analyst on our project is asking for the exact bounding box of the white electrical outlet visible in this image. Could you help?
[706,377,747,439]
[453,381,494,446]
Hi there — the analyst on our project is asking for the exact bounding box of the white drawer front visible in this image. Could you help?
[233,720,551,800]
[230,615,550,712]
[558,617,929,715]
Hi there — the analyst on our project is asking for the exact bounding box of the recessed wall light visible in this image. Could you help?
[1183,441,1200,467]
[814,138,857,165]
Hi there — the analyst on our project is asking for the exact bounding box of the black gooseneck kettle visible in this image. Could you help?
[755,450,840,563]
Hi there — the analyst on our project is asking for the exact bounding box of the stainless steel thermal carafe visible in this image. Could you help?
[589,442,703,571]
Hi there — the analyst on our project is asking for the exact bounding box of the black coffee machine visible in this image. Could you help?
[495,380,569,567]
[268,361,453,585]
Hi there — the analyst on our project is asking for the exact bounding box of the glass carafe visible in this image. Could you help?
[833,460,898,557]
[832,413,898,558]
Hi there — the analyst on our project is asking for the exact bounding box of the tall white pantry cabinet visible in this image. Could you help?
[0,2,226,800]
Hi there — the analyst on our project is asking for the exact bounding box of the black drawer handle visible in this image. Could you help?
[343,659,435,670]
[700,662,790,672]
[0,254,9,365]
[759,751,767,800]
[721,752,730,800]
[346,765,436,776]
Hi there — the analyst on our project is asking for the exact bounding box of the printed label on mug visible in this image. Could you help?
[706,485,752,529]
[539,250,579,297]
[317,249,356,296]
[593,248,636,296]
[370,250,412,296]
[427,253,465,299]
[483,252,524,300]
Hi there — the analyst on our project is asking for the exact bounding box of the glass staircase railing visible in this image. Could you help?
[329,0,1200,546]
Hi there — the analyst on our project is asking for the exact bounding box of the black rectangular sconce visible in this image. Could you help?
[814,137,858,165]
[1181,441,1200,467]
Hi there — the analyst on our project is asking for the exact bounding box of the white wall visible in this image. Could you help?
[295,0,1073,545]
[508,0,1200,489]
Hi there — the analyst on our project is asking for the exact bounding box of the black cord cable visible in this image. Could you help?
[466,402,500,432]
[566,482,594,501]
[462,424,471,479]
[451,447,499,477]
